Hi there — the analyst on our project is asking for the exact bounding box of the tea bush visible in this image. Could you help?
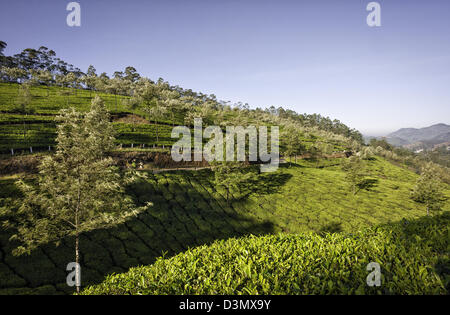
[82,212,449,295]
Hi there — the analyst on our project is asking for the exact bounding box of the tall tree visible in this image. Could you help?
[213,162,252,205]
[341,156,366,195]
[411,162,446,216]
[0,40,6,56]
[2,96,148,293]
[145,100,167,145]
[124,66,140,83]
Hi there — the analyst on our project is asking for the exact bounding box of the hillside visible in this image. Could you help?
[0,64,449,296]
[1,156,449,294]
[81,212,450,295]
[0,82,357,155]
[0,83,182,153]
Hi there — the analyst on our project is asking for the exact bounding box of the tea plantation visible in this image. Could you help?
[0,83,182,152]
[81,212,450,295]
[0,156,449,294]
[1,82,449,295]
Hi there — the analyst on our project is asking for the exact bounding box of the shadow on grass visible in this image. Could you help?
[0,171,277,294]
[318,221,343,234]
[357,178,379,192]
[238,169,293,198]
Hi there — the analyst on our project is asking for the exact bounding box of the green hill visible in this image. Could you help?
[0,155,449,294]
[0,81,364,158]
[0,83,183,152]
[1,78,449,295]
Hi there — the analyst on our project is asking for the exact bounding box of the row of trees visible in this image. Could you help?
[1,41,363,146]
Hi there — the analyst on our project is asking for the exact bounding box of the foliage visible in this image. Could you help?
[1,156,448,294]
[341,156,367,195]
[1,96,149,292]
[212,161,254,204]
[411,162,447,216]
[81,212,450,295]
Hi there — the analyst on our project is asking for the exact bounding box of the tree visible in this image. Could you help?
[146,100,167,145]
[94,72,110,93]
[411,162,446,216]
[30,69,53,97]
[134,79,167,145]
[213,162,252,205]
[160,89,181,127]
[282,125,305,165]
[124,66,140,83]
[2,96,148,293]
[0,40,6,56]
[15,83,35,142]
[65,72,79,96]
[342,156,366,195]
[3,67,28,87]
[83,65,98,96]
[106,77,123,112]
[122,96,141,131]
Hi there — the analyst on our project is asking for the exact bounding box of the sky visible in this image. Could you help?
[1,0,449,136]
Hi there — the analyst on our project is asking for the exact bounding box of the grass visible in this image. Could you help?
[0,156,449,294]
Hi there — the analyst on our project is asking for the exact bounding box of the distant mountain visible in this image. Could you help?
[387,124,450,144]
[385,136,410,147]
[384,124,450,151]
[428,131,450,144]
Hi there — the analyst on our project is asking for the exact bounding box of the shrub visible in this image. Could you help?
[81,212,449,295]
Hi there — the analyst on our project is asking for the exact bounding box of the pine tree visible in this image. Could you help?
[213,162,252,205]
[342,156,366,195]
[3,96,148,293]
[411,162,446,216]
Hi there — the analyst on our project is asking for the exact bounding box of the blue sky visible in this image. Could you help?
[1,0,449,135]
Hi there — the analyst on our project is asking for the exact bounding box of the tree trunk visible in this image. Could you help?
[75,232,80,294]
[75,186,81,293]
[426,206,429,216]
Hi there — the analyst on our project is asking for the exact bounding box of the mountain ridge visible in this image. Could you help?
[384,123,450,150]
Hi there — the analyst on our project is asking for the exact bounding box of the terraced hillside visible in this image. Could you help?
[1,156,449,294]
[0,83,183,152]
[0,83,352,154]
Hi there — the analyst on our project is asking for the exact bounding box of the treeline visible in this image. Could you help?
[0,41,363,144]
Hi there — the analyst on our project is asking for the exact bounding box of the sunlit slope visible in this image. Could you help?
[81,213,449,295]
[0,156,448,294]
[0,83,181,152]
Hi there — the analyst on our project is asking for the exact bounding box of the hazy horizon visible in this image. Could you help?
[1,0,450,135]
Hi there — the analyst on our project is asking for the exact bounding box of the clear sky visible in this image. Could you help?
[1,0,449,135]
